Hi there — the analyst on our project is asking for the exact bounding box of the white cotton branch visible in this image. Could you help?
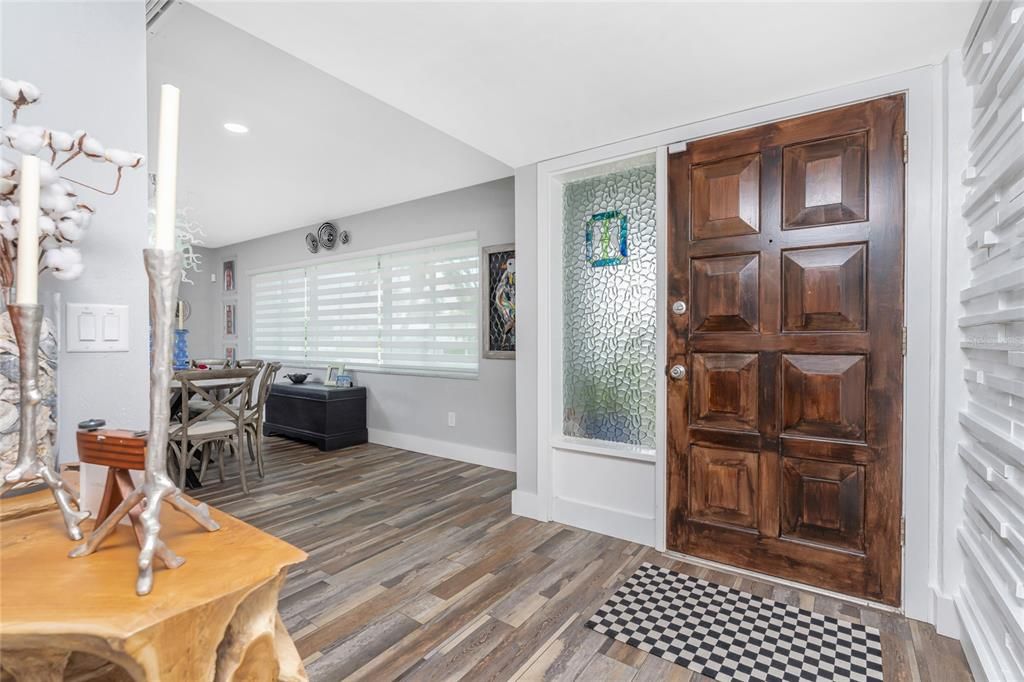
[38,214,55,236]
[46,130,74,153]
[0,79,39,105]
[78,133,104,160]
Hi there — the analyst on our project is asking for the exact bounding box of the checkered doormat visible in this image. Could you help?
[586,563,884,682]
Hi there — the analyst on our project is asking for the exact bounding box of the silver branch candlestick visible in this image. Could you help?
[0,302,89,539]
[70,248,220,595]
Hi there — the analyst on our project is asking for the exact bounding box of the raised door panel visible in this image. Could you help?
[690,254,759,332]
[782,354,866,440]
[690,445,758,529]
[782,457,865,551]
[692,353,758,431]
[691,154,760,240]
[782,244,867,331]
[783,132,868,229]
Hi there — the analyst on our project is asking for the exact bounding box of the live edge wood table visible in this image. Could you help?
[0,493,308,681]
[264,384,367,451]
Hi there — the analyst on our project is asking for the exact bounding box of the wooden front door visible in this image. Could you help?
[666,96,905,605]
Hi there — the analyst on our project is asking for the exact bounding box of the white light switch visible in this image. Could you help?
[66,303,130,352]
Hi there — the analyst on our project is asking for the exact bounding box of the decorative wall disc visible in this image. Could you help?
[305,232,319,253]
[340,230,350,245]
[317,222,338,250]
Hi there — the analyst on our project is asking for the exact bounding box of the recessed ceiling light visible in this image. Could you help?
[223,122,248,134]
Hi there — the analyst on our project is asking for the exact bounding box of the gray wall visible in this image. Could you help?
[2,1,150,482]
[196,178,516,470]
[179,245,218,359]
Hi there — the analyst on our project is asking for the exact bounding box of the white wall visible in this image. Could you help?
[513,165,539,501]
[1,1,150,481]
[952,2,1024,678]
[178,245,217,359]
[195,178,516,471]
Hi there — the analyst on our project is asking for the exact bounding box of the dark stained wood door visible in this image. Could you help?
[667,96,905,605]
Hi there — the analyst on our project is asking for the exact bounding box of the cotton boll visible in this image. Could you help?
[39,186,72,214]
[79,134,104,160]
[0,79,19,102]
[37,214,55,236]
[52,262,84,280]
[40,236,59,251]
[16,81,40,104]
[47,130,74,153]
[0,178,13,196]
[104,148,144,168]
[38,160,59,186]
[11,131,44,154]
[57,220,82,242]
[0,159,14,178]
[0,223,15,241]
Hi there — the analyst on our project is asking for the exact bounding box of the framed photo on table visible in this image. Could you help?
[324,365,343,386]
[482,244,515,359]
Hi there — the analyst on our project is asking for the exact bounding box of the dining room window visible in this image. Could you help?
[251,237,480,378]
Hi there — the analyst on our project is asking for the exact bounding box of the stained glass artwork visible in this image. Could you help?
[562,163,657,447]
[586,210,628,267]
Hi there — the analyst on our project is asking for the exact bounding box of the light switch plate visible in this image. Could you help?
[66,303,130,352]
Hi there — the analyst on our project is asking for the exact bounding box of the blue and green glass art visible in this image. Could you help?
[585,210,628,267]
[173,328,190,370]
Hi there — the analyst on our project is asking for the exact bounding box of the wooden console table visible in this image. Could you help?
[0,493,308,681]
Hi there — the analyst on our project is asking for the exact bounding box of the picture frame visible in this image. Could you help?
[222,258,236,293]
[224,345,237,364]
[224,303,237,337]
[482,243,515,359]
[324,365,344,386]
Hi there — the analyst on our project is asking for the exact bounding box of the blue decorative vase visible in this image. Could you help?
[173,328,190,370]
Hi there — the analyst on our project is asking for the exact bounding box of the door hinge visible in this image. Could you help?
[903,132,908,164]
[900,517,906,546]
[902,326,907,356]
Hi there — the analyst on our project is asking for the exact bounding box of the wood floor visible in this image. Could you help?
[194,438,971,681]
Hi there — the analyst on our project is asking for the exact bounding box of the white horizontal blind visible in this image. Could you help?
[379,240,479,374]
[251,267,307,363]
[307,256,381,366]
[249,238,480,376]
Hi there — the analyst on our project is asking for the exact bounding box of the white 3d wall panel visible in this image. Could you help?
[955,2,1024,679]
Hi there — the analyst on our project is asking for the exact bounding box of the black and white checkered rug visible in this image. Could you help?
[586,563,884,681]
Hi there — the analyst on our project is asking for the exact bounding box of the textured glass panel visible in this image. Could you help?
[562,164,657,447]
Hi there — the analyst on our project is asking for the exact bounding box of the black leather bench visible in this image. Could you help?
[264,383,367,451]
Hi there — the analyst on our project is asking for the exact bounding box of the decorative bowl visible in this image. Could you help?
[285,373,310,384]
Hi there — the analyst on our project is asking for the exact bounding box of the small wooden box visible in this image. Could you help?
[77,429,147,471]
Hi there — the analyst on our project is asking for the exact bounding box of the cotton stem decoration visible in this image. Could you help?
[0,78,144,292]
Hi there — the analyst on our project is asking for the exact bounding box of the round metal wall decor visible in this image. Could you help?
[340,230,350,245]
[305,232,319,253]
[317,222,338,250]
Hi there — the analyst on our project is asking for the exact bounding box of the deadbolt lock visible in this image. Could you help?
[670,365,686,380]
[672,301,687,315]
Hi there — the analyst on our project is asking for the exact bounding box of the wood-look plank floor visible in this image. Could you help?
[194,439,972,681]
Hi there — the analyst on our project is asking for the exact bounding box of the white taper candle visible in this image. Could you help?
[154,84,180,252]
[16,155,40,304]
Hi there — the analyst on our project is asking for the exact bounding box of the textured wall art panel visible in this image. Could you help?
[955,3,1024,681]
[562,164,657,447]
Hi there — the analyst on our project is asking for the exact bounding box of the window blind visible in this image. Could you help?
[380,240,479,373]
[249,238,480,377]
[251,267,307,363]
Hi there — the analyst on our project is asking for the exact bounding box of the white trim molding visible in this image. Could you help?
[516,63,952,625]
[368,428,514,472]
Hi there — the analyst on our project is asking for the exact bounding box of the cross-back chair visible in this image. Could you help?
[170,368,259,494]
[242,361,281,478]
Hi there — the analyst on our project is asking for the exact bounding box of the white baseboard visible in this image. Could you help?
[932,588,961,640]
[368,428,515,472]
[551,496,655,546]
[511,489,547,521]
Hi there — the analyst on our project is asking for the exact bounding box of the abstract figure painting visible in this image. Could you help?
[585,210,628,267]
[483,244,515,359]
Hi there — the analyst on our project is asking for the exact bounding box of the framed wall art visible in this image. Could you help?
[482,243,515,359]
[222,258,236,293]
[224,303,237,337]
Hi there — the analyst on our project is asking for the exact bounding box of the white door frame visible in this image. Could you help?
[531,65,944,624]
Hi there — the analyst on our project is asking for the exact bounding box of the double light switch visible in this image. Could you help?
[66,303,130,352]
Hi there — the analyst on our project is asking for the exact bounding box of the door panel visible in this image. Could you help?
[667,96,904,605]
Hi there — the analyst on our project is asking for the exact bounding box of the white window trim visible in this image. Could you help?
[249,231,481,379]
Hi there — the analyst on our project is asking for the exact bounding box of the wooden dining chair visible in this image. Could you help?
[170,368,259,494]
[236,358,266,370]
[243,361,281,478]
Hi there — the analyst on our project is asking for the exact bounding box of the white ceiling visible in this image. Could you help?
[147,3,512,247]
[196,1,979,169]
